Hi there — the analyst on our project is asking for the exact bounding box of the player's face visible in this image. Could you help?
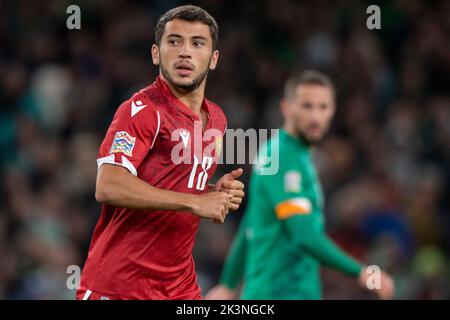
[152,19,219,92]
[283,84,335,144]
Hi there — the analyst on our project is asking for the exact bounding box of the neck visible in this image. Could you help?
[283,122,298,139]
[160,73,206,115]
[283,123,311,148]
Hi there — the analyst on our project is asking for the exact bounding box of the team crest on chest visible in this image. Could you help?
[215,136,223,158]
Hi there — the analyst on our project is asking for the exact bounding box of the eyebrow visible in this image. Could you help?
[191,36,208,42]
[166,34,208,41]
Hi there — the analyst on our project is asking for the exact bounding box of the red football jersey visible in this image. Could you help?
[77,76,227,300]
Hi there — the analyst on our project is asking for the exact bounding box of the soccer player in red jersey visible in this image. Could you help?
[76,5,245,300]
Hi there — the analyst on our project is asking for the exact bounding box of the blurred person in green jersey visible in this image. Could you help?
[205,70,395,300]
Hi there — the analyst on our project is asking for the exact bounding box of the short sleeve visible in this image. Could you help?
[96,97,161,176]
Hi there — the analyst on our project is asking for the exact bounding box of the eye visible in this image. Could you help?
[192,41,205,47]
[168,39,181,46]
[301,102,313,110]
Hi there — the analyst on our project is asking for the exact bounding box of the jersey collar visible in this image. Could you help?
[155,75,211,128]
[280,128,311,153]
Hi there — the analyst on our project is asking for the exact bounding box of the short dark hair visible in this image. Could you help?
[284,70,335,100]
[155,5,219,50]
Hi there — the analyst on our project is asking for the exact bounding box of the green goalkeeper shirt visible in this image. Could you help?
[220,129,362,299]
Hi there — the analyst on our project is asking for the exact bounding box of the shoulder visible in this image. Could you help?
[138,82,168,108]
[253,132,303,177]
[113,86,164,126]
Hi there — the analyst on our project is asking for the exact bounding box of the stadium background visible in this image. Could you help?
[0,0,448,299]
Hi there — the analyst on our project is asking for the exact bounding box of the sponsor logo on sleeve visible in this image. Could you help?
[110,131,136,157]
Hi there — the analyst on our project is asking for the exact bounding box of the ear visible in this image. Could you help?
[280,98,289,118]
[209,50,219,70]
[151,44,160,66]
[330,100,336,118]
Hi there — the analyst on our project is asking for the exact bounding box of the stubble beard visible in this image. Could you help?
[160,60,210,92]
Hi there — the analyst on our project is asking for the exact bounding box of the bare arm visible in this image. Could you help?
[95,164,232,223]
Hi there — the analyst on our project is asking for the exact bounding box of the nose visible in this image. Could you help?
[179,43,191,59]
[309,107,325,125]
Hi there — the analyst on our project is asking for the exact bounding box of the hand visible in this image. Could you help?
[214,168,245,211]
[358,266,395,300]
[204,285,236,300]
[190,192,232,223]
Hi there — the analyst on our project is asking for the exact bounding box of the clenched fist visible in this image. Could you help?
[214,168,245,211]
[190,191,233,223]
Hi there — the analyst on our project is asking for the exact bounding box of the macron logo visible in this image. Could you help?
[131,100,147,117]
[180,130,190,148]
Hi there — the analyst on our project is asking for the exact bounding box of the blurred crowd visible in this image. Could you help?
[0,0,448,299]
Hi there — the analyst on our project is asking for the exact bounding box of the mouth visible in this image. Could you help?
[174,62,194,77]
[307,126,323,136]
